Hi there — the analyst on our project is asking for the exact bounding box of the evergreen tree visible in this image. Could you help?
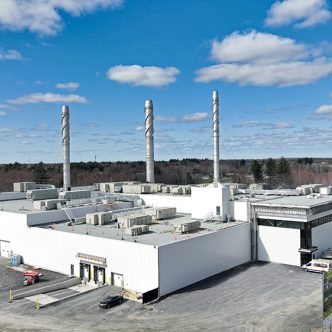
[250,160,263,183]
[277,156,291,186]
[33,162,50,183]
[264,158,277,188]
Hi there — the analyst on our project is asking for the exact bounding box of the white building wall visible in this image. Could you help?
[312,222,332,258]
[139,194,192,214]
[0,211,158,294]
[258,226,301,266]
[191,186,230,220]
[231,201,249,221]
[158,222,251,296]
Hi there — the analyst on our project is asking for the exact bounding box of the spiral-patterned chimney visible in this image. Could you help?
[213,91,220,183]
[62,105,71,191]
[144,100,155,183]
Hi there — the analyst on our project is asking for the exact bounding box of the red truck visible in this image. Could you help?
[23,269,42,286]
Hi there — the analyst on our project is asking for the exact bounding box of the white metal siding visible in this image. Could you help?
[139,194,192,214]
[158,223,251,297]
[191,186,229,220]
[258,226,301,266]
[0,211,158,294]
[312,221,332,258]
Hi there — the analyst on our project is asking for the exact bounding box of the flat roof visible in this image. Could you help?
[252,195,332,208]
[0,199,34,214]
[44,214,247,247]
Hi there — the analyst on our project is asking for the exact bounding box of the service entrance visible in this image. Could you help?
[79,263,91,281]
[0,240,10,258]
[299,246,318,265]
[93,266,105,285]
[112,272,124,288]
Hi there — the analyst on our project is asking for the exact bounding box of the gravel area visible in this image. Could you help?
[0,261,323,331]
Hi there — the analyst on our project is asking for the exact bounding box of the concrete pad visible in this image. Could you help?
[26,294,57,305]
[69,283,97,293]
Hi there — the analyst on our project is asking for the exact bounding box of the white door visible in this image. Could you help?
[112,273,123,287]
[0,241,10,258]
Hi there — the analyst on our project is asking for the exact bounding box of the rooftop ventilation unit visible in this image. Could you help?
[173,220,201,234]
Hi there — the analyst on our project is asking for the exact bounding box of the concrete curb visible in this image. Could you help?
[39,284,108,308]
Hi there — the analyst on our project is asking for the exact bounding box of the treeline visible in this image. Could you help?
[250,157,291,188]
[0,157,332,192]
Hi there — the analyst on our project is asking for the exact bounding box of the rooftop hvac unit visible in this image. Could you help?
[152,207,176,220]
[173,220,201,234]
[33,199,64,210]
[26,188,58,201]
[86,213,99,225]
[124,225,149,236]
[59,190,91,200]
[320,187,332,195]
[118,214,152,228]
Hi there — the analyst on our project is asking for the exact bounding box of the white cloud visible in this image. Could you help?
[155,116,177,123]
[0,128,12,132]
[56,82,80,90]
[0,0,123,36]
[182,112,209,122]
[196,58,332,87]
[265,0,331,28]
[195,31,332,87]
[0,111,7,116]
[0,49,22,61]
[211,31,307,63]
[235,120,294,129]
[135,125,144,131]
[315,104,332,114]
[155,113,209,123]
[7,92,87,104]
[107,65,180,87]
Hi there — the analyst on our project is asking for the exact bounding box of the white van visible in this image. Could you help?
[302,259,331,273]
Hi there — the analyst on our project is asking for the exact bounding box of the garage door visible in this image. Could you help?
[0,241,10,258]
[112,273,124,288]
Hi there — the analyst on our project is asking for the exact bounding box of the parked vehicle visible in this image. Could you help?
[99,295,123,309]
[302,259,331,273]
[23,269,42,286]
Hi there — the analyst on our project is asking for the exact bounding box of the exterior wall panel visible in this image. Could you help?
[0,211,158,294]
[312,221,332,258]
[158,223,251,297]
[258,226,301,266]
[140,194,192,214]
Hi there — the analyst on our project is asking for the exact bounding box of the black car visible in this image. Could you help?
[99,295,123,309]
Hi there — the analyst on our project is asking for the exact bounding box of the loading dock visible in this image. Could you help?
[79,263,91,282]
[93,266,105,285]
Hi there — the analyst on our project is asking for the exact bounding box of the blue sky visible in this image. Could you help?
[1,0,332,163]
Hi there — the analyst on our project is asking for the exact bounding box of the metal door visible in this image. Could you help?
[112,273,124,288]
[0,241,10,258]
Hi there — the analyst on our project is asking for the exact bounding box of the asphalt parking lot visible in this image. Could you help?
[0,261,323,331]
[0,257,67,294]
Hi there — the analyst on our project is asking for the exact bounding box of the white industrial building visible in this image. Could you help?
[0,185,251,302]
[1,92,332,303]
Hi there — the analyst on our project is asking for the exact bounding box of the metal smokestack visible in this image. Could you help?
[213,91,220,183]
[145,100,155,183]
[62,105,71,191]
